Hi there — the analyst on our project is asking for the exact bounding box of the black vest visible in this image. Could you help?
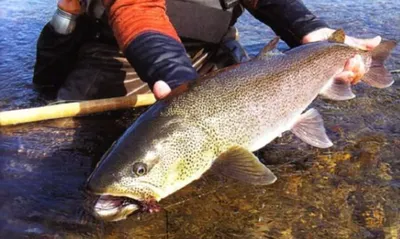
[86,0,243,44]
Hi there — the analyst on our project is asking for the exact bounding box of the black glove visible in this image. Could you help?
[124,32,199,91]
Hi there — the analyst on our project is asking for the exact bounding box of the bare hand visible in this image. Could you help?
[153,81,172,100]
[302,28,381,50]
[302,28,381,84]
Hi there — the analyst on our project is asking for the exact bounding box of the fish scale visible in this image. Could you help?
[162,42,358,153]
[86,35,396,221]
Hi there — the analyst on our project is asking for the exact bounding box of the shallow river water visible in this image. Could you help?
[0,0,399,238]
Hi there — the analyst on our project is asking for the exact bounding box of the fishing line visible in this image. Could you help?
[163,183,234,209]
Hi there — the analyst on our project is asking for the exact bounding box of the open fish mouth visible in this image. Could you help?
[93,195,161,221]
[93,195,141,221]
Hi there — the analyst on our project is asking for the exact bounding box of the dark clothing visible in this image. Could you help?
[33,0,329,100]
[33,18,243,100]
[124,32,199,91]
[245,0,329,47]
[56,42,152,100]
[33,15,116,88]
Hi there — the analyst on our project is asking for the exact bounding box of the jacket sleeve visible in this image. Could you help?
[104,0,198,90]
[242,0,330,47]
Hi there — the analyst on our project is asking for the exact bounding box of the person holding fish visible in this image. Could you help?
[33,0,380,101]
[32,0,396,222]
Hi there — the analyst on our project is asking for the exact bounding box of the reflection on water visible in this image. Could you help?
[0,0,399,238]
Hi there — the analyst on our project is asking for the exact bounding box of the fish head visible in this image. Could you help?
[86,114,214,221]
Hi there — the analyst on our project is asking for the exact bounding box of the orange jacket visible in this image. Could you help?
[103,0,180,50]
[58,0,180,51]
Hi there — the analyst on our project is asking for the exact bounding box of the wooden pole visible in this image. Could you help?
[0,93,157,126]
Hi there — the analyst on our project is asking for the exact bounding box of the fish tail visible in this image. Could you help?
[362,40,397,88]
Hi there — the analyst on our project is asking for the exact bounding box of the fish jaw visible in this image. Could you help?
[93,195,140,221]
[89,181,166,221]
[89,157,215,221]
[92,195,162,222]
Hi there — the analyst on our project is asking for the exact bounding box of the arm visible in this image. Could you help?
[242,0,329,47]
[103,0,198,99]
[243,0,381,50]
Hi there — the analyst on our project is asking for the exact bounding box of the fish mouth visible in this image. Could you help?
[93,195,141,221]
[87,180,164,221]
[92,193,162,222]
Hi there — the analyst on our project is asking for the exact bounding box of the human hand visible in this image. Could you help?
[302,27,381,50]
[153,28,383,98]
[153,81,172,100]
[302,28,381,84]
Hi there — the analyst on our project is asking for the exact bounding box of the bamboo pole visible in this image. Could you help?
[0,93,157,126]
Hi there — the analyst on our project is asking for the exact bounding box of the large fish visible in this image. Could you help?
[86,30,396,221]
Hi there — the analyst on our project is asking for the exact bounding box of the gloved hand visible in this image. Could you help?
[104,0,198,100]
[124,33,198,100]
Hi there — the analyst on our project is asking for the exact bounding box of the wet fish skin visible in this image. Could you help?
[86,36,396,221]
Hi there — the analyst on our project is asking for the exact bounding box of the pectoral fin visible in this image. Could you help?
[291,108,333,148]
[320,78,356,101]
[213,146,277,185]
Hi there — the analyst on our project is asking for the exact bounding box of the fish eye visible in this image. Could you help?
[132,162,148,176]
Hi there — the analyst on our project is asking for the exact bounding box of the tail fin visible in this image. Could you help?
[363,40,397,88]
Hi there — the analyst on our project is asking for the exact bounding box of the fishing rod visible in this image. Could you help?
[0,93,157,126]
[0,47,213,126]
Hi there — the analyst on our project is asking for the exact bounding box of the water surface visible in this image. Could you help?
[0,0,399,238]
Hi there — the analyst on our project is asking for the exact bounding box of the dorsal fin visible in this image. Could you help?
[256,36,282,60]
[328,29,346,43]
